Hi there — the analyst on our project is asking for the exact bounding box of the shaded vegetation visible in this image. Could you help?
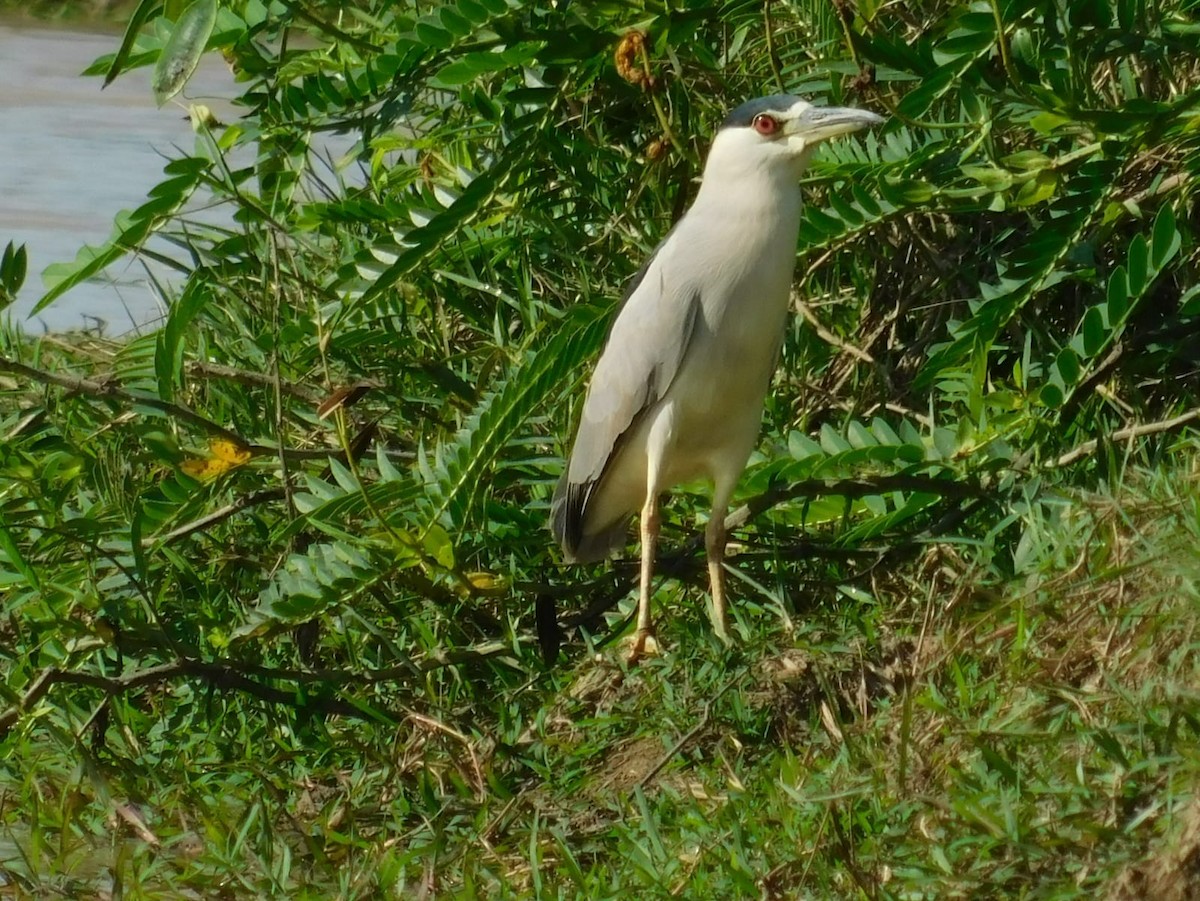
[0,0,141,24]
[1,0,1199,895]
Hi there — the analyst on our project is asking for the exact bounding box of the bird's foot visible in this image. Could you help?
[624,628,660,664]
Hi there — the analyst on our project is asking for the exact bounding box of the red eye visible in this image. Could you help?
[753,114,778,136]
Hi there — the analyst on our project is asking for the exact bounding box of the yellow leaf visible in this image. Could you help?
[465,571,508,595]
[180,457,224,479]
[209,437,252,465]
[180,437,251,480]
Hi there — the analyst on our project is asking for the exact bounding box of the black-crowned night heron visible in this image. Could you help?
[551,94,883,658]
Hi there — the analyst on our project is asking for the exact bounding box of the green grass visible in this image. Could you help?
[3,446,1198,898]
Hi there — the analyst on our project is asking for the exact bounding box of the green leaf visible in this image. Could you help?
[931,17,995,66]
[152,0,217,106]
[932,427,957,460]
[846,421,878,449]
[1180,285,1200,317]
[1001,151,1052,171]
[788,432,824,460]
[1054,347,1081,386]
[439,6,472,36]
[422,305,609,530]
[819,424,852,455]
[1106,265,1129,324]
[1029,112,1071,134]
[870,418,903,446]
[896,66,956,118]
[1126,234,1148,295]
[435,45,542,85]
[105,0,163,87]
[424,524,456,569]
[359,153,514,308]
[155,280,210,401]
[457,0,490,23]
[414,21,453,50]
[961,165,1013,192]
[1013,170,1058,207]
[0,525,38,592]
[0,241,27,310]
[1081,306,1108,357]
[1150,205,1180,270]
[1040,382,1065,408]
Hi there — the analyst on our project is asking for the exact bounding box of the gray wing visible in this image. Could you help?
[551,242,702,560]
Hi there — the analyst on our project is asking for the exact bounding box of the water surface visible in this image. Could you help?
[0,23,235,334]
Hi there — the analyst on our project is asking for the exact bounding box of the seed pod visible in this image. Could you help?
[646,137,668,161]
[615,30,648,87]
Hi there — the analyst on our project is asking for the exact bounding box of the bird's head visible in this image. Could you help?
[706,94,883,182]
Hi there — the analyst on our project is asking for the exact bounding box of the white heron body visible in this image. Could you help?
[551,95,882,656]
[579,167,804,547]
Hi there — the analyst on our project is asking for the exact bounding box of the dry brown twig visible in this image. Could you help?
[1053,408,1200,467]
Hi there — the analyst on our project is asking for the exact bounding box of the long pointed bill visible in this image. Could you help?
[788,105,885,144]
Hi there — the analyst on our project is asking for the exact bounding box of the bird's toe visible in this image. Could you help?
[624,629,660,664]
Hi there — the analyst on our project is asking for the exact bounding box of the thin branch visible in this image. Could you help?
[0,356,242,445]
[725,473,986,532]
[145,489,287,547]
[1052,408,1200,467]
[1,356,352,465]
[1123,171,1189,207]
[186,360,317,401]
[222,641,513,685]
[1060,339,1125,419]
[405,708,486,799]
[0,642,515,739]
[763,0,786,95]
[792,292,876,365]
[0,660,379,740]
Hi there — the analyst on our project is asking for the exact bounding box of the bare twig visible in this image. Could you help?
[223,641,513,685]
[1,356,243,444]
[145,489,287,547]
[405,709,487,799]
[0,641,515,739]
[1123,171,1189,207]
[186,360,317,401]
[1,356,354,465]
[1060,340,1125,419]
[1052,408,1200,467]
[0,660,376,740]
[792,292,876,365]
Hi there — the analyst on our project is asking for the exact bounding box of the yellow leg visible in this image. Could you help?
[705,477,737,644]
[628,492,660,662]
[705,511,730,643]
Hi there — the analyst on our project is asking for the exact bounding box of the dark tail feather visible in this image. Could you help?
[550,474,629,563]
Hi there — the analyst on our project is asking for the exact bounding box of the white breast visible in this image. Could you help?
[650,189,802,485]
